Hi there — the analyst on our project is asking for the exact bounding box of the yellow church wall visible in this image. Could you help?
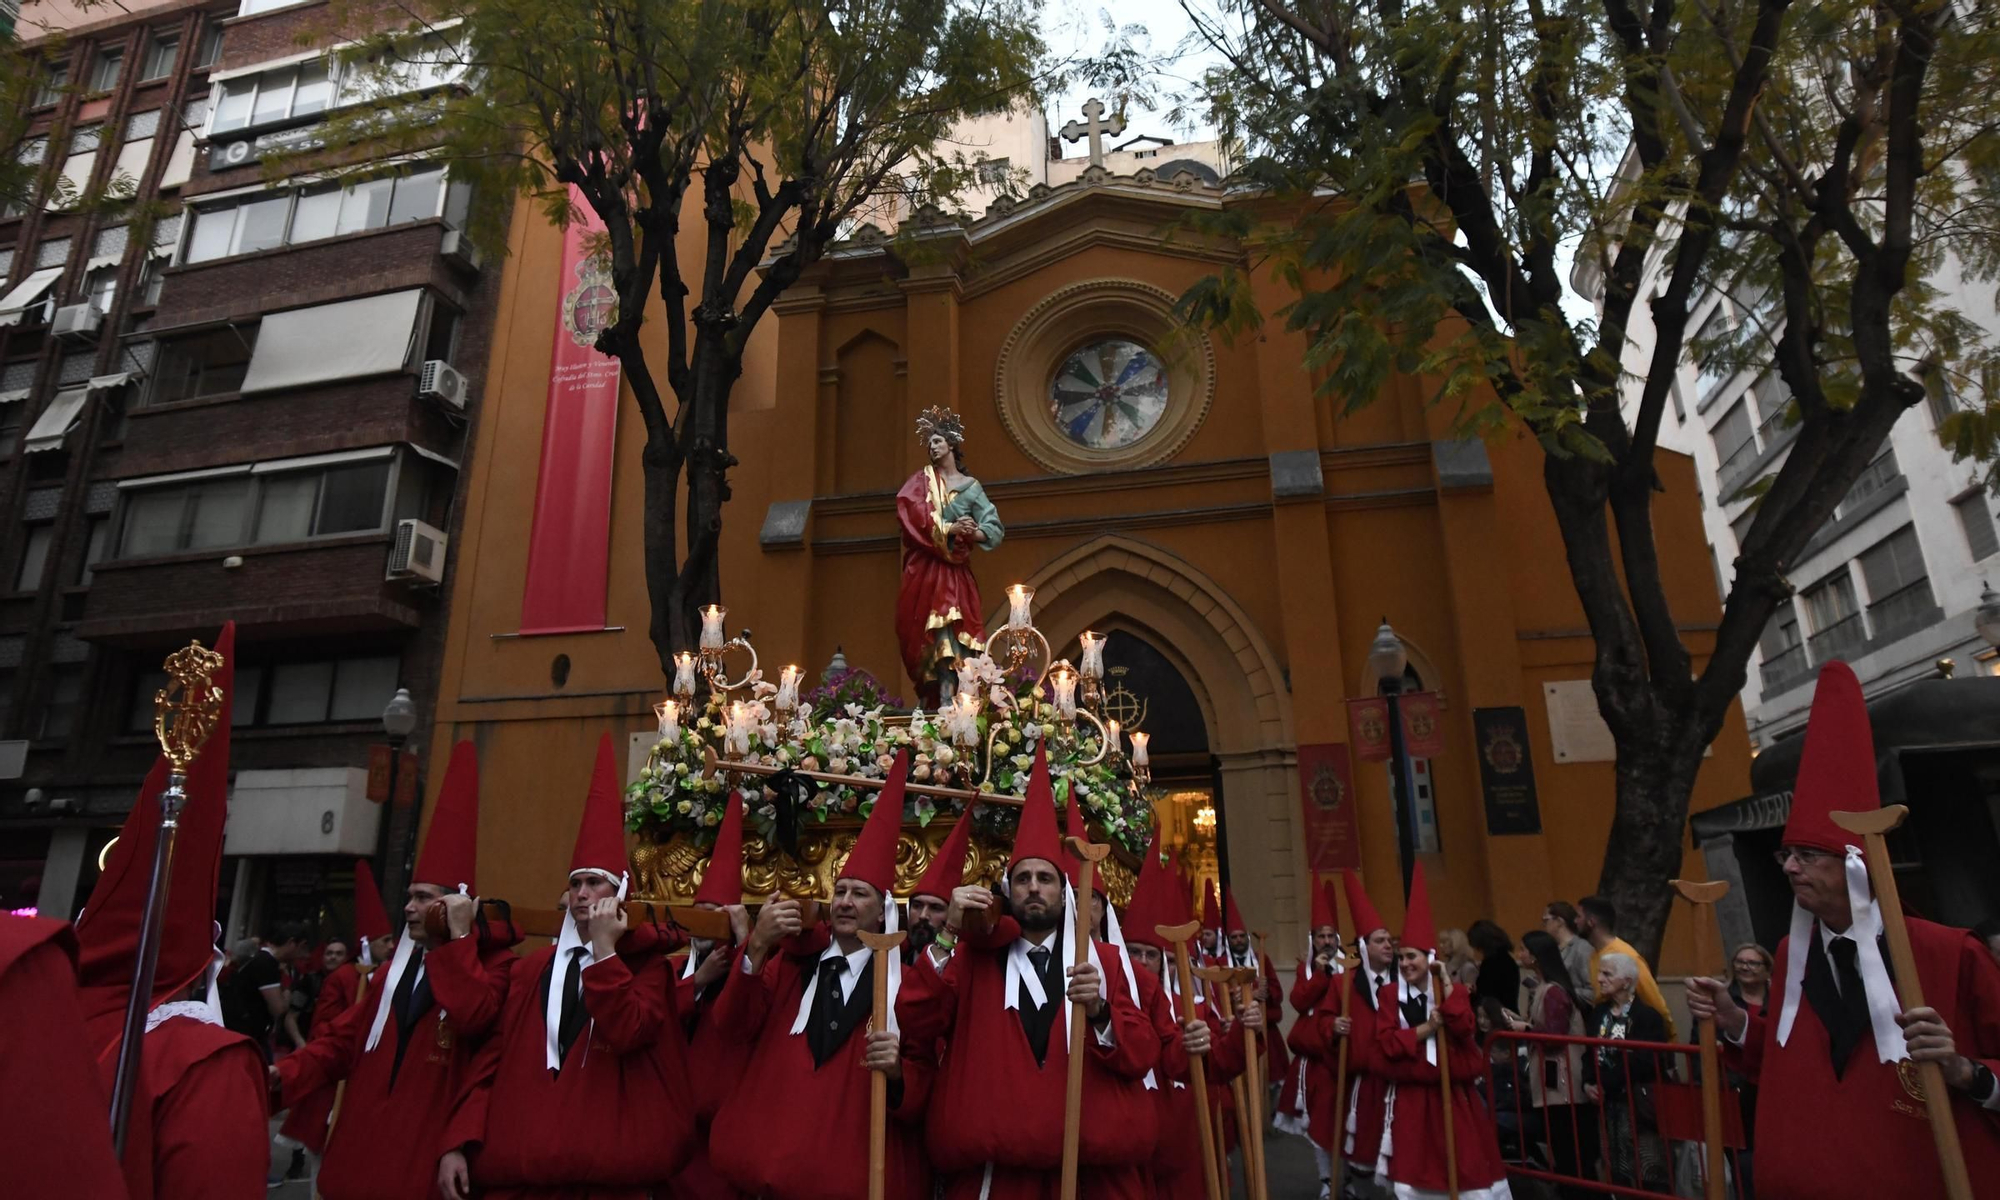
[424,183,1752,979]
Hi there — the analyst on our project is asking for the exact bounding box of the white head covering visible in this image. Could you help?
[543,867,631,1070]
[1775,845,1905,1063]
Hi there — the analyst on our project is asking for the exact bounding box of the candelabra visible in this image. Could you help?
[696,605,760,697]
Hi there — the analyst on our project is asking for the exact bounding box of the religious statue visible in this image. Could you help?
[895,406,1004,705]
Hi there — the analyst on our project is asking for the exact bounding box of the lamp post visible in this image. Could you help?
[375,688,418,902]
[1365,619,1418,896]
[1977,581,2000,653]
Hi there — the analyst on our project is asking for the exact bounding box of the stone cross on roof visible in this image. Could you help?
[1060,98,1129,169]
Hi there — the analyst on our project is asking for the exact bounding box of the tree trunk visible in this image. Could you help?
[641,435,688,677]
[1597,719,1711,965]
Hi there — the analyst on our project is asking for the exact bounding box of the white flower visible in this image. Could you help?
[844,703,864,721]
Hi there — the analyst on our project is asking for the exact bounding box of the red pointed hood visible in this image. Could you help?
[568,733,629,895]
[1007,744,1066,875]
[412,742,481,894]
[1781,661,1879,854]
[693,790,747,907]
[1309,875,1336,930]
[1342,870,1388,940]
[1223,887,1247,934]
[76,623,237,1022]
[352,860,392,944]
[1120,824,1178,951]
[841,750,908,895]
[911,805,975,902]
[1202,879,1221,931]
[1400,861,1437,955]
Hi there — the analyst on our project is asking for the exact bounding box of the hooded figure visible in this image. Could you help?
[281,859,396,1154]
[672,789,754,1200]
[1279,880,1347,1173]
[1704,662,2000,1200]
[74,622,268,1200]
[1370,863,1512,1200]
[437,732,697,1199]
[0,915,128,1198]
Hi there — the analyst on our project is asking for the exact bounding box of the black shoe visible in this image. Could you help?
[285,1148,307,1181]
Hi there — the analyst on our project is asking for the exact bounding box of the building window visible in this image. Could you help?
[1758,606,1806,692]
[1858,524,1935,643]
[13,523,52,590]
[145,326,256,405]
[974,157,1011,186]
[76,516,108,584]
[53,126,101,210]
[422,301,458,365]
[1955,493,1999,562]
[89,47,124,94]
[1711,399,1757,492]
[142,33,180,82]
[195,24,225,70]
[82,265,116,314]
[1728,506,1757,551]
[37,666,84,740]
[211,58,339,135]
[185,167,447,264]
[1924,363,1958,428]
[34,62,68,108]
[1801,568,1864,662]
[1839,446,1901,516]
[131,653,398,730]
[114,452,404,558]
[34,236,69,270]
[1049,337,1170,451]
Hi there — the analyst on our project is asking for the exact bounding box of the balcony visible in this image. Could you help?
[1866,580,1941,647]
[1759,643,1811,694]
[1806,612,1869,666]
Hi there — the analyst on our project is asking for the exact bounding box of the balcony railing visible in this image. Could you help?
[1717,438,1760,497]
[1760,643,1810,693]
[1867,579,1938,644]
[1807,611,1869,665]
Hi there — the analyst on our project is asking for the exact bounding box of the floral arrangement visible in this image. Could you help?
[624,651,1154,855]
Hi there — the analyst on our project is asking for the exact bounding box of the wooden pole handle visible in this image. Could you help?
[857,928,907,1200]
[1831,808,1976,1200]
[1329,949,1355,1200]
[1197,972,1257,1198]
[1671,878,1730,1200]
[1060,837,1109,1200]
[1429,961,1459,1200]
[1161,923,1226,1200]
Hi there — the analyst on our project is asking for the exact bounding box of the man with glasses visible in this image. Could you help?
[1687,663,2000,1200]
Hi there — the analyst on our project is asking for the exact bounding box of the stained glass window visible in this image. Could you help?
[1048,337,1169,451]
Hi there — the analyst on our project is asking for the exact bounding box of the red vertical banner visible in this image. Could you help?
[519,186,623,634]
[1297,742,1361,870]
[1399,691,1447,758]
[1346,697,1392,762]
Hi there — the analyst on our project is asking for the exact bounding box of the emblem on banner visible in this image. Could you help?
[1482,724,1525,774]
[1308,761,1346,813]
[562,253,618,347]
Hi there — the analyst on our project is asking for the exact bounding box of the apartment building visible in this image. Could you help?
[0,0,495,938]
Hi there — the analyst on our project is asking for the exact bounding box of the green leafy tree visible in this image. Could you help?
[325,0,1047,668]
[1176,0,2000,955]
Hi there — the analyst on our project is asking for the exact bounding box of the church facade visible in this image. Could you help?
[425,137,1753,973]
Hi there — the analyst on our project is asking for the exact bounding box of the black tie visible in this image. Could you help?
[807,957,850,1067]
[1824,936,1871,1078]
[393,948,425,1022]
[1401,991,1429,1028]
[385,948,430,1088]
[556,948,587,1067]
[1019,945,1059,1066]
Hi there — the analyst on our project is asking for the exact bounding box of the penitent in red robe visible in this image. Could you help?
[0,915,126,1200]
[667,948,752,1200]
[1372,980,1510,1196]
[278,961,369,1153]
[107,1015,271,1200]
[709,940,933,1199]
[1285,966,1349,1152]
[1724,917,2000,1200]
[278,936,511,1200]
[1134,961,1245,1200]
[898,934,1159,1200]
[440,935,696,1198]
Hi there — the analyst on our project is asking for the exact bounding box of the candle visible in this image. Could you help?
[700,604,727,650]
[1079,631,1106,679]
[655,698,680,741]
[777,664,801,710]
[1129,730,1149,767]
[1050,664,1077,721]
[727,700,750,755]
[1006,584,1034,629]
[954,695,981,747]
[673,652,698,697]
[1105,718,1121,755]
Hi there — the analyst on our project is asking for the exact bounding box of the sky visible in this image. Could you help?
[1043,0,1227,145]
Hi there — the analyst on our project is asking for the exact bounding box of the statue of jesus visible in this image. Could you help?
[895,406,1005,706]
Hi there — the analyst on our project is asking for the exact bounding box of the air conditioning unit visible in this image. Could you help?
[386,518,448,584]
[52,304,103,342]
[439,228,484,274]
[418,359,470,410]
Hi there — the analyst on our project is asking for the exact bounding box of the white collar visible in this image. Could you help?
[1395,965,1438,1065]
[364,932,424,1054]
[791,898,902,1038]
[1776,848,1904,1064]
[815,938,872,1006]
[146,1000,221,1034]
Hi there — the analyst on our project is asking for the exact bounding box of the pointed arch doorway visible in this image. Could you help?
[990,536,1307,960]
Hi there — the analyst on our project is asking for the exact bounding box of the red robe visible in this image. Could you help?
[709,940,933,1199]
[1135,962,1245,1200]
[278,936,511,1200]
[1723,917,2000,1200]
[898,934,1159,1200]
[108,1015,271,1200]
[893,467,988,701]
[1223,947,1289,1083]
[668,947,751,1200]
[1372,979,1510,1194]
[1284,966,1346,1151]
[0,916,126,1199]
[278,961,368,1152]
[442,936,696,1197]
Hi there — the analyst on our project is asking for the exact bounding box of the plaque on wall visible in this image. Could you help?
[1541,679,1617,763]
[1473,706,1543,835]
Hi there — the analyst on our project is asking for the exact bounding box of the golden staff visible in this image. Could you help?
[857,927,909,1200]
[1833,807,1975,1200]
[1060,834,1111,1200]
[109,638,226,1157]
[1670,878,1730,1200]
[1158,920,1226,1200]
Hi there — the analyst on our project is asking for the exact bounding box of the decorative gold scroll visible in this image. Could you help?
[153,640,226,772]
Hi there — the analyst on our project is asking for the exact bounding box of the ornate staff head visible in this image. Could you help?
[915,406,965,448]
[153,640,226,773]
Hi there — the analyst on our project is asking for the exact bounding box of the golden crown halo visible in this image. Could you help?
[153,640,226,772]
[915,405,965,446]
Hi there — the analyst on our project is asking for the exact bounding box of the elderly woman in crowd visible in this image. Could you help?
[1583,952,1668,1192]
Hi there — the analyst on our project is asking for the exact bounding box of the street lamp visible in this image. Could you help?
[374,688,419,903]
[1977,581,2000,650]
[1366,619,1419,895]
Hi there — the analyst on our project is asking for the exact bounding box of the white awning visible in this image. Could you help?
[23,387,88,453]
[0,267,64,327]
[0,388,29,405]
[87,372,133,393]
[240,289,423,395]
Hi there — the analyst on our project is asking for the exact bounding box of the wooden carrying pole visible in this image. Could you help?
[1236,957,1272,1200]
[1832,806,1976,1200]
[1197,966,1258,1198]
[857,928,909,1200]
[1428,961,1460,1200]
[1329,942,1356,1200]
[1670,878,1731,1200]
[426,898,738,944]
[1160,921,1227,1200]
[1247,933,1274,1200]
[1061,836,1111,1200]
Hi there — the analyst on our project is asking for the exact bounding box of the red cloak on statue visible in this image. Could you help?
[894,466,993,700]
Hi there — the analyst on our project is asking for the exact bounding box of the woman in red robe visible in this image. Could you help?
[895,405,1004,706]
